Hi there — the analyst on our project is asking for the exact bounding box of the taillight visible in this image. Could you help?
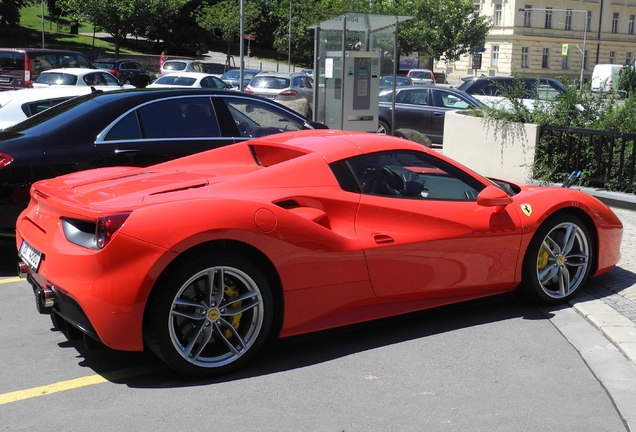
[244,87,254,94]
[96,212,130,249]
[108,69,119,76]
[24,56,31,87]
[0,152,14,169]
[279,89,298,97]
[431,74,436,84]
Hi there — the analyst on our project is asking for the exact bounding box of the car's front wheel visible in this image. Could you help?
[144,251,273,376]
[520,214,592,303]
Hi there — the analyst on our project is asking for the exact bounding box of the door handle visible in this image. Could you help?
[373,233,394,244]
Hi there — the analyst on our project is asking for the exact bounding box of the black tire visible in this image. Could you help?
[519,214,593,304]
[377,120,390,135]
[144,251,273,376]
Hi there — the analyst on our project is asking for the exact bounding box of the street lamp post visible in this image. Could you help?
[288,0,292,72]
[519,7,587,89]
[41,0,45,48]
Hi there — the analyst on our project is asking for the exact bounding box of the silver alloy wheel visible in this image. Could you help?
[377,122,388,135]
[535,222,590,299]
[168,266,264,368]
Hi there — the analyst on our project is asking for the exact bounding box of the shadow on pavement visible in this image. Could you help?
[0,238,18,277]
[51,292,543,388]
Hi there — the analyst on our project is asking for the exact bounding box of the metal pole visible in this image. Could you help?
[239,0,245,92]
[391,16,398,136]
[580,18,587,90]
[288,0,292,72]
[41,0,45,48]
[312,26,320,122]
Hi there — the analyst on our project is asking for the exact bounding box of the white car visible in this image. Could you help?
[32,68,134,90]
[0,87,93,130]
[147,72,232,89]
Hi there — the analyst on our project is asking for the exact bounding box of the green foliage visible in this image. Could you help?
[0,0,33,27]
[618,65,636,98]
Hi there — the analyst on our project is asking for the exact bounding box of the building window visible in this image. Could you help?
[491,45,499,66]
[542,48,550,68]
[627,52,633,65]
[494,3,502,26]
[521,47,529,68]
[609,51,616,63]
[562,54,570,69]
[612,13,619,33]
[629,15,635,35]
[586,11,592,32]
[545,7,553,29]
[565,9,573,30]
[524,6,532,27]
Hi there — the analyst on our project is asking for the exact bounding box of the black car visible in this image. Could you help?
[0,88,326,231]
[458,76,565,99]
[378,86,484,144]
[94,58,155,88]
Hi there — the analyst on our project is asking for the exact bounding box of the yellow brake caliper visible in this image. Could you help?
[538,246,550,271]
[223,282,242,339]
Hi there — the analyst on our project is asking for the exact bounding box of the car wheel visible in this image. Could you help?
[144,251,273,376]
[377,120,390,135]
[520,214,592,304]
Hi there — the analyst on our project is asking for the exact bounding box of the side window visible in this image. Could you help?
[433,90,470,109]
[101,72,120,85]
[136,97,220,138]
[104,111,142,141]
[223,97,304,138]
[192,63,204,72]
[341,151,483,200]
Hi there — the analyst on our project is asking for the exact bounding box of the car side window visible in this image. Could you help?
[339,151,483,200]
[222,97,304,138]
[432,90,470,109]
[106,97,220,140]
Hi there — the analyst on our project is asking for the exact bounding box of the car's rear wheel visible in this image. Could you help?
[520,215,592,303]
[377,120,390,135]
[144,251,273,376]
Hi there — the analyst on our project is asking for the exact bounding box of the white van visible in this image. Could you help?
[590,64,623,92]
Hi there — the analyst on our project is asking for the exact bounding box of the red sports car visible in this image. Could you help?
[16,130,623,376]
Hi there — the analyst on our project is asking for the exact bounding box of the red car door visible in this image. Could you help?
[349,150,523,299]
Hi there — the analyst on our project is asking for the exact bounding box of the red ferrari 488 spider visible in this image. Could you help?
[16,130,623,376]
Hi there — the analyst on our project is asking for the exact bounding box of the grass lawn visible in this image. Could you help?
[2,4,146,55]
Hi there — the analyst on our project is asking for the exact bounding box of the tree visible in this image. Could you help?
[0,0,32,27]
[394,0,492,65]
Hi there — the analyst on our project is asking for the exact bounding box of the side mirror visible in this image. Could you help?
[477,185,512,207]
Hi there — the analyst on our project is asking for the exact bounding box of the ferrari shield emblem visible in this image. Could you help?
[520,204,533,217]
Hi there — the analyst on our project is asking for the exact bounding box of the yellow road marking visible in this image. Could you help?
[0,365,162,405]
[0,277,22,284]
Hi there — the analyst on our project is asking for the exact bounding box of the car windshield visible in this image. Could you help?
[36,73,78,85]
[410,71,431,79]
[250,76,290,89]
[0,52,25,70]
[155,76,197,86]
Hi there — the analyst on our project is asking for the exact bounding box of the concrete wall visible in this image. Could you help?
[443,110,539,183]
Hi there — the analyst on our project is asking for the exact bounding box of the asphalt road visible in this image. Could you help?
[0,232,631,431]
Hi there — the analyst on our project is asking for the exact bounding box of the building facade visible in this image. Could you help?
[439,0,636,81]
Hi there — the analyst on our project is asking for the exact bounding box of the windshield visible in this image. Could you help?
[37,73,78,85]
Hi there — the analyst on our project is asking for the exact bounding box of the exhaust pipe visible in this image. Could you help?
[17,261,29,278]
[33,284,55,314]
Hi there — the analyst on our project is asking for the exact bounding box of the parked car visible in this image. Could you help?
[93,58,155,87]
[32,68,135,90]
[0,48,93,90]
[147,72,232,89]
[220,68,262,89]
[458,76,565,110]
[159,58,206,76]
[0,89,327,231]
[379,75,414,91]
[406,69,436,86]
[16,129,622,377]
[245,72,313,103]
[378,86,485,144]
[0,86,93,129]
[162,41,209,57]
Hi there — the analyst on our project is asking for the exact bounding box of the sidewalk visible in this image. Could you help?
[571,205,636,365]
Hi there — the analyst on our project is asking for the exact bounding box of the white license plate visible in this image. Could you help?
[19,240,42,272]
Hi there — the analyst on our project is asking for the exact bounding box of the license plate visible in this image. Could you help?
[0,77,10,83]
[19,240,42,272]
